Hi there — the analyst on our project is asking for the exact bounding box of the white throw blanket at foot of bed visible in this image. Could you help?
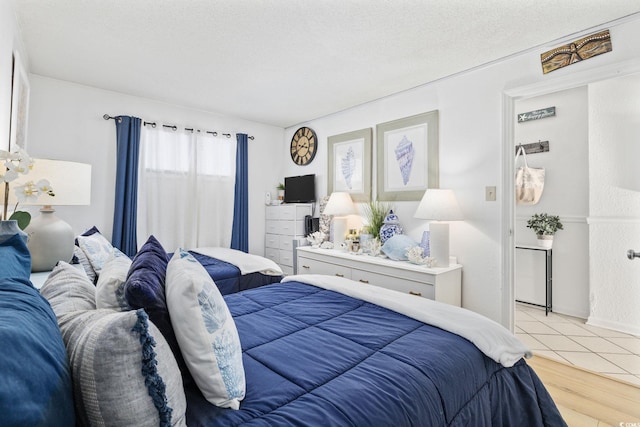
[192,247,283,276]
[282,274,532,368]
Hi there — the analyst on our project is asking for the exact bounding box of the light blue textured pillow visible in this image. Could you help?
[165,248,245,409]
[77,231,114,276]
[95,255,132,311]
[381,234,418,261]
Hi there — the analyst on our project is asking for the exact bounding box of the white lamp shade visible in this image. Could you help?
[7,158,92,206]
[323,192,356,216]
[414,189,463,221]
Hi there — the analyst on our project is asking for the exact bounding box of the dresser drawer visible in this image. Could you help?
[265,247,279,263]
[280,235,294,250]
[362,271,435,299]
[279,249,295,267]
[265,233,279,249]
[298,256,351,278]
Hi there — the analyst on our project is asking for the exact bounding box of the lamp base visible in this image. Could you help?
[429,221,450,267]
[25,208,74,272]
[331,216,348,247]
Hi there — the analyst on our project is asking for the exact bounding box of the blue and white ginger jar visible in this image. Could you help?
[379,210,403,244]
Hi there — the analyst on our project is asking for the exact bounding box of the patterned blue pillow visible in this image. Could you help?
[165,249,245,409]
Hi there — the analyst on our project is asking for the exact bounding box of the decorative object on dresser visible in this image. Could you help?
[323,192,356,246]
[296,246,462,306]
[526,212,563,249]
[379,209,403,243]
[414,189,463,268]
[264,203,312,275]
[22,160,92,272]
[362,199,390,242]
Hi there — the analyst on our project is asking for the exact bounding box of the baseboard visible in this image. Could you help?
[587,316,640,336]
[550,305,588,320]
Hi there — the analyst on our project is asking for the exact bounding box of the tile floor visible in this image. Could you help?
[515,303,640,386]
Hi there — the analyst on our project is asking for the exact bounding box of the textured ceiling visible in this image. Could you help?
[10,0,640,128]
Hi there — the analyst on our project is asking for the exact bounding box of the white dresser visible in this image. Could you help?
[265,203,312,275]
[296,246,462,306]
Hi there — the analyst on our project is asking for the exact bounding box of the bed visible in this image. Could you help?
[187,247,283,294]
[184,275,566,426]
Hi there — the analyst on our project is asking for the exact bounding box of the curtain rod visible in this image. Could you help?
[103,114,254,140]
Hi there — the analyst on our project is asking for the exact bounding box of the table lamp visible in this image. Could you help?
[323,192,356,246]
[414,189,463,267]
[16,159,92,272]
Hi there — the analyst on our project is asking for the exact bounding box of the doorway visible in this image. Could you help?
[502,62,640,382]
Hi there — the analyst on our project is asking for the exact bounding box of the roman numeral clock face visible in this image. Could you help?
[290,127,317,165]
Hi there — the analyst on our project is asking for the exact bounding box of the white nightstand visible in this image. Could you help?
[296,247,462,306]
[30,271,52,289]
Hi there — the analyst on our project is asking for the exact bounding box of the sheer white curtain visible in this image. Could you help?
[137,126,236,251]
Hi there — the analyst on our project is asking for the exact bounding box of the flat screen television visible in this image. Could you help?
[284,174,316,203]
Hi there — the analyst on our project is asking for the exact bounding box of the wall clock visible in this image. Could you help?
[290,127,317,165]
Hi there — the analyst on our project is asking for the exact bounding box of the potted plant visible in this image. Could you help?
[363,200,391,241]
[526,213,563,248]
[276,182,285,201]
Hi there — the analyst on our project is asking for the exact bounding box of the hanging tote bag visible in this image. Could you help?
[515,146,545,205]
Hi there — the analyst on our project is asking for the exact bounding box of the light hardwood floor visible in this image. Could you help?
[527,354,640,426]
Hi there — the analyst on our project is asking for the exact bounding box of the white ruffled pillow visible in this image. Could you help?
[165,248,245,409]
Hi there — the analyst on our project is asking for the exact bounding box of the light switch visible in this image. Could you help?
[485,186,496,201]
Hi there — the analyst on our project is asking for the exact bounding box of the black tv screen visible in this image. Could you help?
[284,174,316,203]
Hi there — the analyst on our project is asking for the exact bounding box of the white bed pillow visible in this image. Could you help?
[96,255,133,311]
[165,248,245,409]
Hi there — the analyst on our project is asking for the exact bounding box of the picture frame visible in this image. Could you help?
[327,128,372,202]
[9,51,30,150]
[376,110,439,201]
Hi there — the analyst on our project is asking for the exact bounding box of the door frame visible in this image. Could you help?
[501,58,640,330]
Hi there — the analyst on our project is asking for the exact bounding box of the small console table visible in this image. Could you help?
[515,245,552,315]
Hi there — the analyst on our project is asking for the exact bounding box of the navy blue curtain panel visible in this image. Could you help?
[231,133,249,252]
[112,116,141,257]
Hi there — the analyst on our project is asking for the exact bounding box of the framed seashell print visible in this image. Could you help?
[327,128,372,202]
[376,110,439,201]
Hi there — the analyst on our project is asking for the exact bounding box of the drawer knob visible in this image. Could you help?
[302,265,310,269]
[359,279,369,284]
[335,273,344,277]
[409,291,422,297]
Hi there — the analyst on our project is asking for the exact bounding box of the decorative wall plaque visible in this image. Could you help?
[541,29,612,74]
[518,107,556,123]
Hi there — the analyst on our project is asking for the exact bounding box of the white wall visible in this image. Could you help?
[25,76,284,255]
[588,74,640,335]
[283,17,640,324]
[514,86,590,319]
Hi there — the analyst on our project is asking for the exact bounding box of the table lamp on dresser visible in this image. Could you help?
[414,189,463,267]
[323,192,356,246]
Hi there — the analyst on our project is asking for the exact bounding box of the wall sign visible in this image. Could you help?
[518,107,556,123]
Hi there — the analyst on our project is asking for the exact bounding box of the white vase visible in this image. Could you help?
[537,234,553,249]
[0,220,28,244]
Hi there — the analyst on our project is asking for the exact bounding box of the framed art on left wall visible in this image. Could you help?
[9,51,30,150]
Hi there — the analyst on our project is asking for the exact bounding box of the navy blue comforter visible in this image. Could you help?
[185,282,565,426]
[188,251,282,294]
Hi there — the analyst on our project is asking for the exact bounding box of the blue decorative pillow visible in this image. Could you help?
[381,234,418,261]
[124,236,194,387]
[0,277,75,426]
[124,235,169,310]
[0,233,32,281]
